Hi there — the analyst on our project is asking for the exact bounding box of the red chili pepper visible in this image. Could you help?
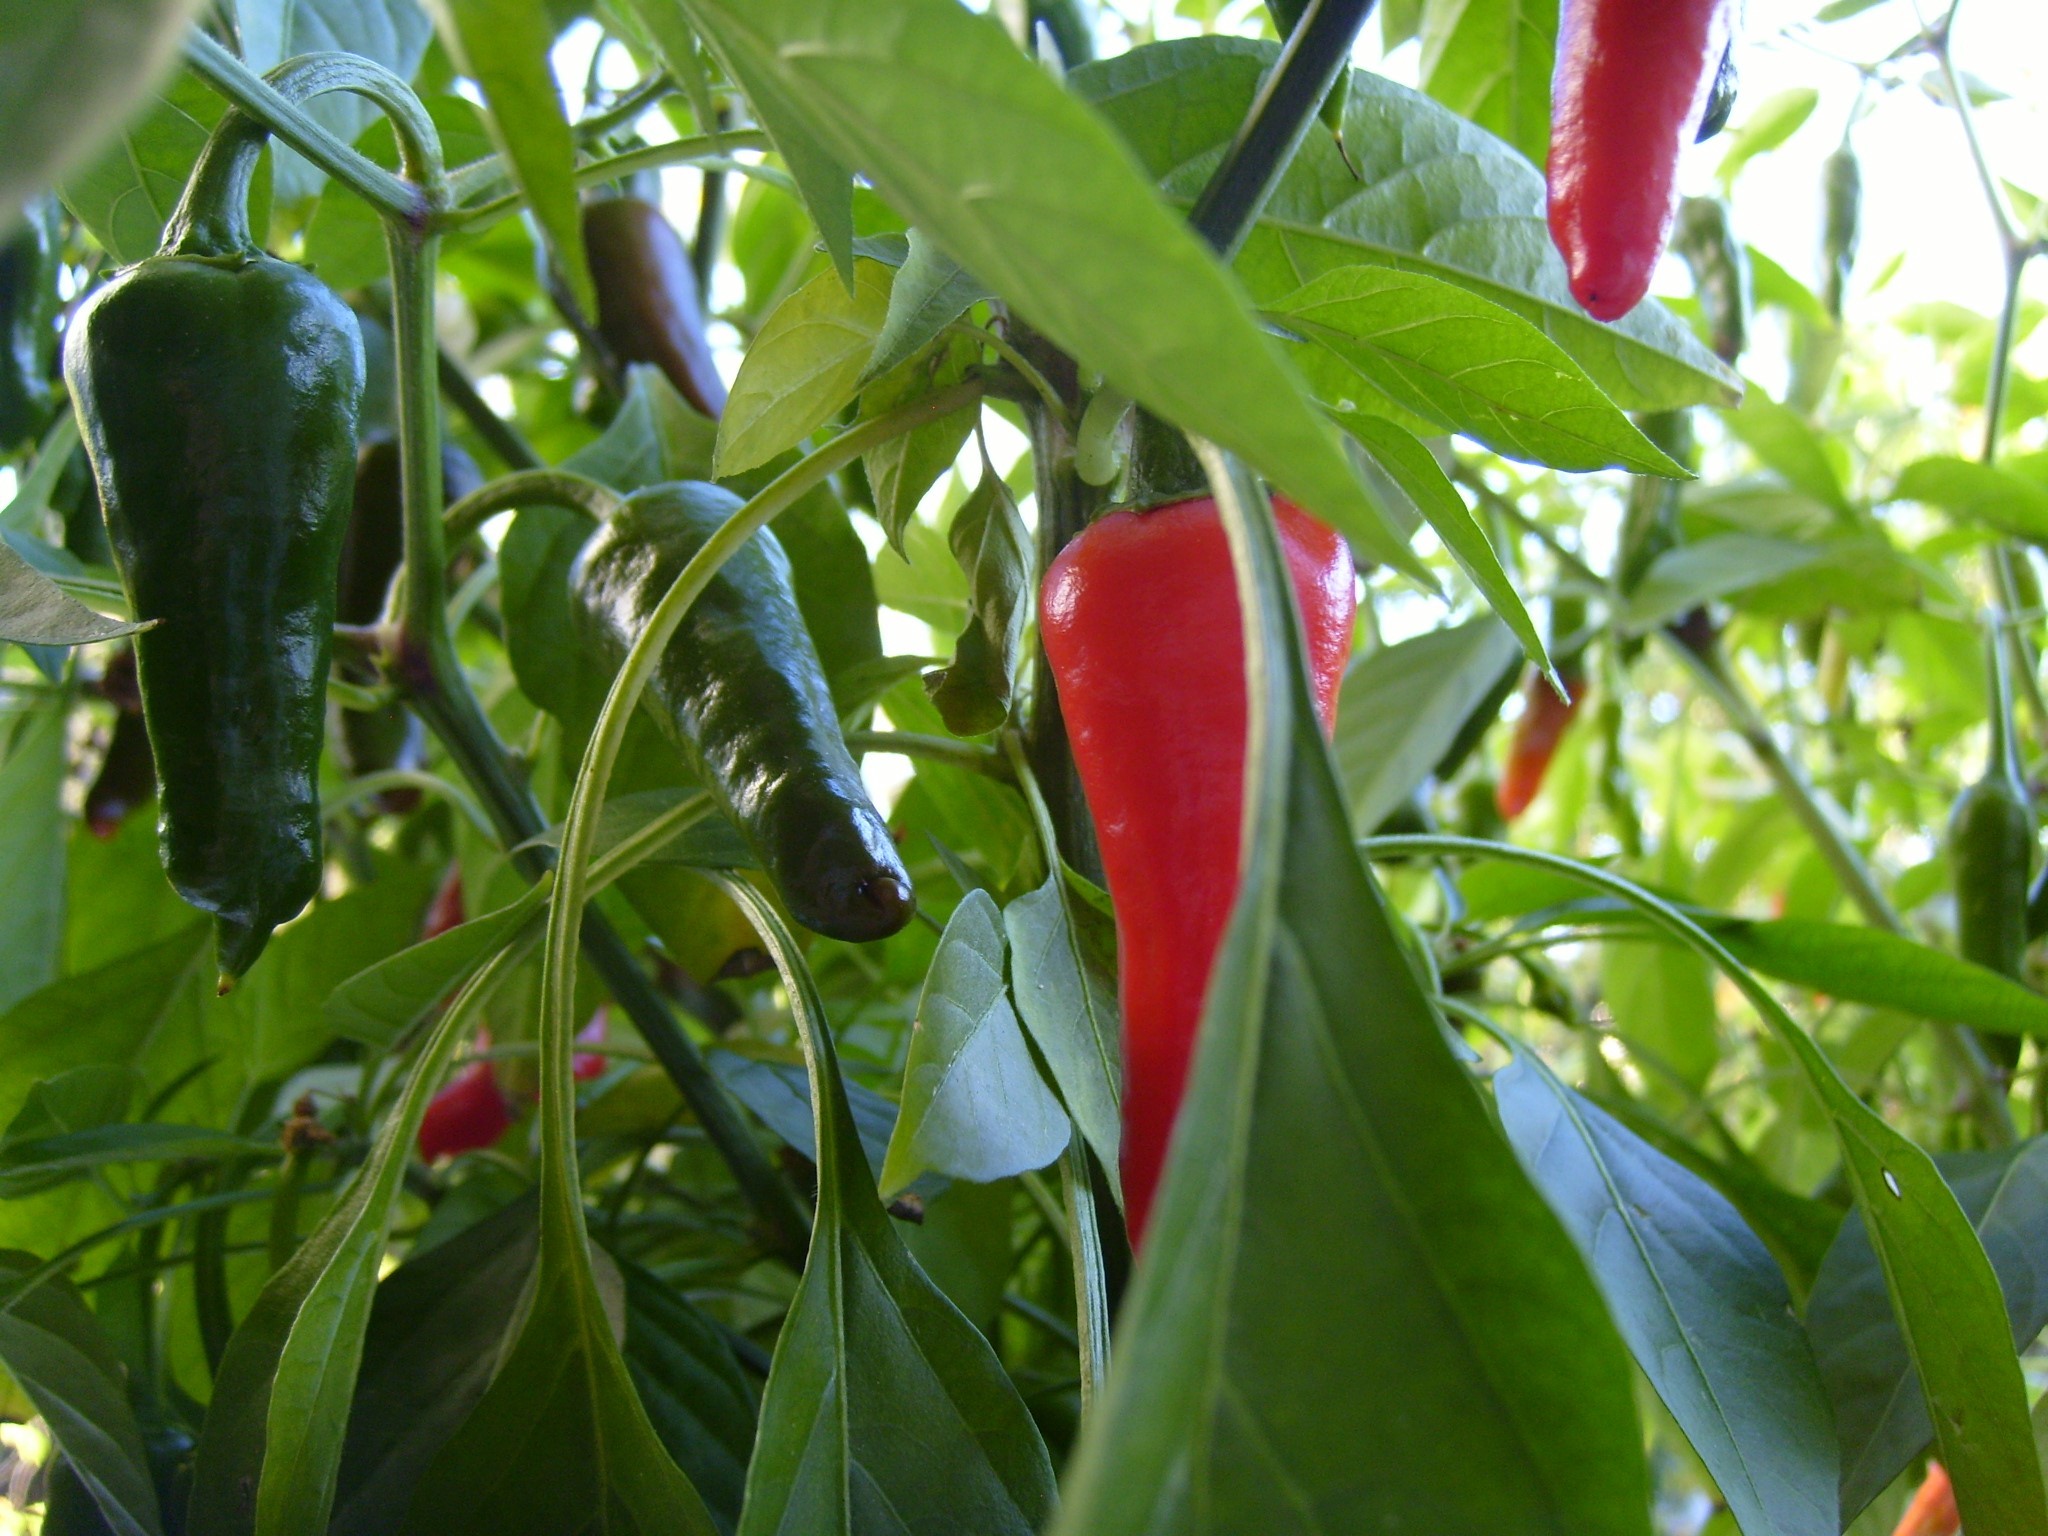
[421,863,466,942]
[1891,1463,1959,1536]
[574,1004,610,1082]
[1546,0,1736,321]
[417,1056,513,1162]
[1041,496,1355,1244]
[1495,668,1585,821]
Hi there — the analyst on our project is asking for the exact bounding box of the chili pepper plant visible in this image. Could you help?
[0,2,2043,1534]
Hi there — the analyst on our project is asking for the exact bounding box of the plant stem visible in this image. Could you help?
[441,469,622,551]
[1185,0,1373,258]
[183,33,427,222]
[444,130,776,233]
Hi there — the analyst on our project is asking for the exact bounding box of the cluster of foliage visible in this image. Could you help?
[0,1,2045,1534]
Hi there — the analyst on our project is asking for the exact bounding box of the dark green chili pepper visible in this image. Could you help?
[332,436,479,805]
[1673,197,1749,364]
[572,482,914,941]
[0,196,60,449]
[63,112,364,981]
[1694,43,1738,142]
[1952,625,2034,1067]
[1821,144,1860,324]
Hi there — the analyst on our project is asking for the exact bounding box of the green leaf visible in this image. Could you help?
[1893,456,2048,543]
[1003,866,1123,1204]
[0,1122,262,1198]
[1717,88,1821,187]
[563,366,720,493]
[1417,0,1557,168]
[707,1047,899,1179]
[1497,1049,1839,1536]
[0,540,146,646]
[0,926,209,1131]
[1072,38,1739,414]
[860,334,979,551]
[323,885,548,1049]
[1054,452,1653,1535]
[1620,536,1828,632]
[1340,417,1549,673]
[1333,615,1522,832]
[329,1198,540,1536]
[0,1251,164,1536]
[879,890,1068,1197]
[237,0,433,204]
[715,259,893,478]
[425,0,594,316]
[1603,940,1720,1090]
[680,7,853,284]
[0,0,205,233]
[59,66,261,265]
[619,1259,759,1535]
[675,0,1429,583]
[0,708,69,1011]
[924,462,1032,736]
[1809,1139,2048,1522]
[1273,265,1684,474]
[1714,916,2048,1040]
[712,877,1057,1536]
[1727,386,1851,514]
[1361,836,2048,1536]
[864,231,994,382]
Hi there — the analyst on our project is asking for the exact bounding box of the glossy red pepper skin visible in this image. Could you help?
[417,1058,513,1162]
[1495,668,1585,821]
[1546,0,1735,321]
[1041,497,1355,1244]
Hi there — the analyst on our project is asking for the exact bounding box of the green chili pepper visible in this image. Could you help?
[1673,197,1750,364]
[1952,625,2035,1067]
[0,196,60,449]
[63,112,364,982]
[571,482,915,941]
[1821,144,1860,325]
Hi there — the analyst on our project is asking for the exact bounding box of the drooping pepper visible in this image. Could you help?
[583,196,727,419]
[571,482,914,942]
[332,436,482,799]
[1496,666,1586,821]
[1546,0,1738,321]
[1820,143,1861,324]
[418,1057,514,1162]
[0,196,59,450]
[1695,43,1738,142]
[63,112,364,982]
[85,647,154,839]
[1041,495,1356,1243]
[1949,627,2035,1068]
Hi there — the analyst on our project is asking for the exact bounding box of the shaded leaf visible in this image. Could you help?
[712,877,1057,1536]
[1417,0,1557,168]
[879,891,1068,1196]
[0,541,145,646]
[619,1258,759,1534]
[1498,1049,1838,1536]
[675,0,1428,581]
[924,463,1032,736]
[864,231,994,382]
[0,708,69,1011]
[0,1252,163,1536]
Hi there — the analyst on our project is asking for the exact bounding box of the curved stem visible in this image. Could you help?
[846,729,1007,776]
[444,130,776,233]
[183,34,434,222]
[442,469,623,551]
